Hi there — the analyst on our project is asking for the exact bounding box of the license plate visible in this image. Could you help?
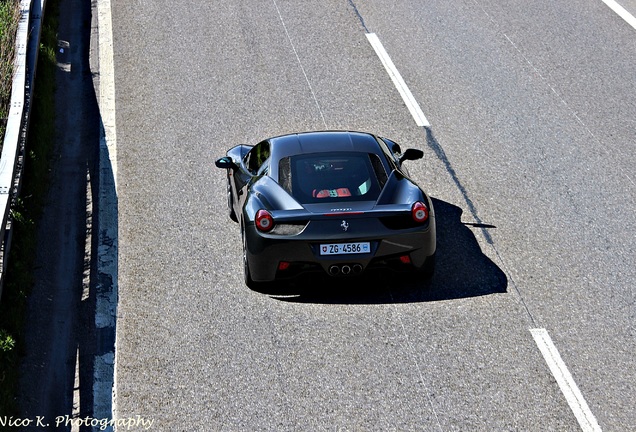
[320,242,370,255]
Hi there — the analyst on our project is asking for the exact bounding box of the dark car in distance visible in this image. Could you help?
[215,131,436,289]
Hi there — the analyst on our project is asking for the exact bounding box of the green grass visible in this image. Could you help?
[0,0,20,416]
[0,0,59,418]
[0,0,20,148]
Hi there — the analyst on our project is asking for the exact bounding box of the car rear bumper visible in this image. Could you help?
[245,220,436,282]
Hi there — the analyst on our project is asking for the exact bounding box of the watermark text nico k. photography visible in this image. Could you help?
[0,415,154,430]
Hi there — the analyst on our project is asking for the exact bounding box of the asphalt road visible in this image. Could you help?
[107,0,635,430]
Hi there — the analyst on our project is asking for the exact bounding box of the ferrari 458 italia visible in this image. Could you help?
[215,131,436,288]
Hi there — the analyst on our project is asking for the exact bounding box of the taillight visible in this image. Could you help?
[411,201,429,223]
[255,209,274,232]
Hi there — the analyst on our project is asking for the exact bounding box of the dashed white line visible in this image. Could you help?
[530,328,602,432]
[363,9,608,432]
[600,0,636,30]
[365,33,430,127]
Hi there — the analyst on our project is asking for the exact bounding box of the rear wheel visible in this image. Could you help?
[227,176,238,222]
[408,254,435,283]
[242,228,265,290]
[419,253,435,277]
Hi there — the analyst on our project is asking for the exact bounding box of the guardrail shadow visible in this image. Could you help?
[266,197,507,304]
[18,0,118,430]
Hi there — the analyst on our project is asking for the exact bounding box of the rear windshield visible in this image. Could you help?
[279,152,388,204]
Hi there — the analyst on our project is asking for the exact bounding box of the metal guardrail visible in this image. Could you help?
[0,0,44,298]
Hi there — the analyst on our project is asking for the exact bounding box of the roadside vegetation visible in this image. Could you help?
[0,0,59,417]
[0,0,20,150]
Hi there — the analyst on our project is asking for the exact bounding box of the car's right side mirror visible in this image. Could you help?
[399,148,424,163]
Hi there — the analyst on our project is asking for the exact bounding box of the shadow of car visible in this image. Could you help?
[261,198,507,304]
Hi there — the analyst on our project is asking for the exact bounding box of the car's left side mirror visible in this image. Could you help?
[399,148,424,163]
[215,157,236,169]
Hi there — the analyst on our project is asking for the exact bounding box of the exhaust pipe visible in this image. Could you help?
[329,264,362,276]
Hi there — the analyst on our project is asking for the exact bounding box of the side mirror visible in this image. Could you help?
[399,148,424,163]
[215,157,236,169]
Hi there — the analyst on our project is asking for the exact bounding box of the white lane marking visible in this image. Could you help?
[366,33,430,127]
[272,0,328,128]
[96,0,119,430]
[98,0,118,192]
[600,0,636,30]
[530,329,602,432]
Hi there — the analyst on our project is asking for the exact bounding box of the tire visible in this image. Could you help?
[227,176,238,222]
[407,253,435,284]
[419,253,436,278]
[242,228,262,289]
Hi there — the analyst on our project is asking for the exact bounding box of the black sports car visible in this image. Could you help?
[215,131,436,288]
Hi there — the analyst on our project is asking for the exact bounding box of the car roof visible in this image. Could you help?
[269,131,383,158]
[266,131,394,186]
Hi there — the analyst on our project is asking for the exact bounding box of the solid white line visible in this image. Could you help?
[95,0,119,430]
[365,33,430,127]
[98,0,118,191]
[530,329,602,432]
[600,0,636,30]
